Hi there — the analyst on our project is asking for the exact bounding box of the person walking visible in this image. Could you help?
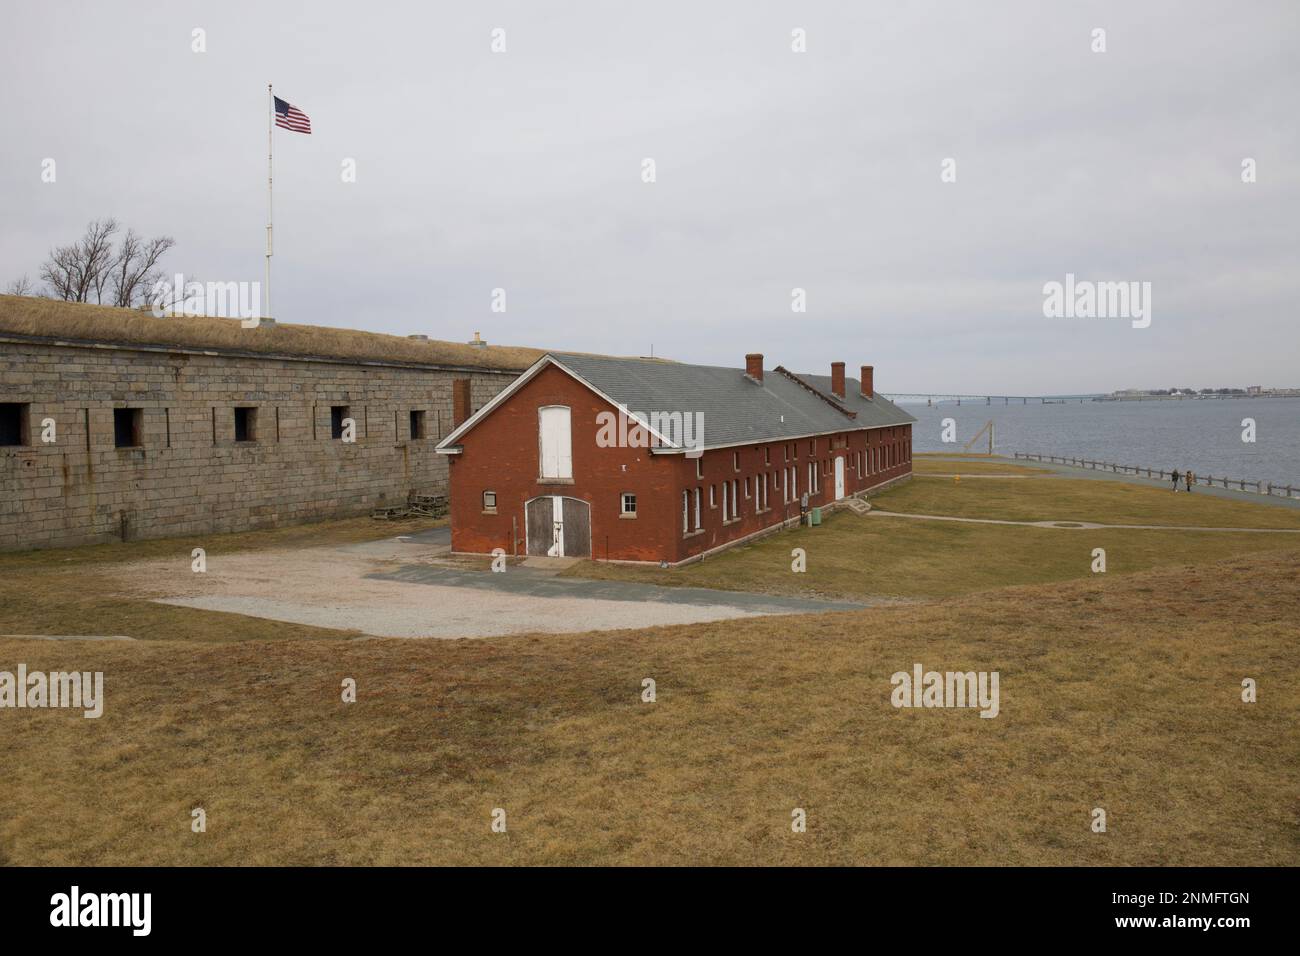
[1186,469,1195,492]
[1171,468,1181,492]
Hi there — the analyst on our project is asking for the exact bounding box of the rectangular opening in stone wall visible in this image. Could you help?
[410,409,427,439]
[275,407,281,442]
[114,408,143,448]
[164,408,171,447]
[234,406,258,442]
[330,405,350,439]
[0,403,30,446]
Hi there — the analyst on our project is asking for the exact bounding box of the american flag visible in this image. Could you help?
[274,96,312,134]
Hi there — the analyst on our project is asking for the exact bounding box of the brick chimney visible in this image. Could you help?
[860,365,874,399]
[452,378,472,427]
[745,353,763,383]
[830,362,846,399]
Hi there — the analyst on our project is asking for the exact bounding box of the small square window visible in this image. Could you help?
[234,406,257,442]
[482,490,497,511]
[410,409,427,440]
[0,403,30,446]
[114,408,142,448]
[621,493,637,515]
[330,405,351,440]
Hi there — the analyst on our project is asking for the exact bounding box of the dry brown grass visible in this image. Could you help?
[1,549,1295,866]
[0,294,544,371]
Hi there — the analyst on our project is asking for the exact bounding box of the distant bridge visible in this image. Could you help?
[881,393,1103,407]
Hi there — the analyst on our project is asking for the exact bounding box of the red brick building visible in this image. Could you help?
[435,352,914,564]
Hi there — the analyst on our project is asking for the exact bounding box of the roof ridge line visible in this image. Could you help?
[773,366,858,420]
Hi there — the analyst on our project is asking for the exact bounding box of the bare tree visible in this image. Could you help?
[39,218,120,303]
[19,219,178,309]
[5,275,35,296]
[109,229,175,308]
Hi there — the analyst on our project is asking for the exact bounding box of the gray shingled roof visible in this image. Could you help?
[792,372,917,428]
[548,352,909,450]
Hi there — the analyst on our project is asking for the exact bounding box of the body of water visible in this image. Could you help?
[903,397,1300,487]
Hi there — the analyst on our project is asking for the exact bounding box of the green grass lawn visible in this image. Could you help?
[878,473,1300,529]
[562,472,1300,600]
[911,455,1051,475]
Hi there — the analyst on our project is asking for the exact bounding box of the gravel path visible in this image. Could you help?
[126,530,865,639]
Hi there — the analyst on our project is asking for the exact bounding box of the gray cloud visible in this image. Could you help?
[2,0,1296,392]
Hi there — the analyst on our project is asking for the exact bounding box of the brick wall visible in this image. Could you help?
[0,337,517,550]
[446,363,913,564]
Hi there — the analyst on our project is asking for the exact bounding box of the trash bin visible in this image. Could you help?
[811,507,822,526]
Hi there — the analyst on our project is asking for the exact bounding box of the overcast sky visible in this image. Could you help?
[2,1,1296,393]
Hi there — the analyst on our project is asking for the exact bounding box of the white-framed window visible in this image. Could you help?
[744,477,751,499]
[764,447,771,465]
[694,487,702,528]
[721,481,729,517]
[682,491,689,532]
[621,492,637,515]
[733,450,740,471]
[482,490,497,511]
[732,480,740,518]
[538,405,572,479]
[710,484,717,507]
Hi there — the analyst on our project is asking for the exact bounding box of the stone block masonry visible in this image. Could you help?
[0,337,517,550]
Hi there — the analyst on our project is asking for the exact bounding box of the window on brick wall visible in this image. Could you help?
[621,492,637,515]
[764,446,771,465]
[410,410,427,440]
[114,408,143,448]
[0,403,30,446]
[482,490,497,512]
[331,405,350,440]
[695,457,703,479]
[733,451,740,471]
[234,407,258,442]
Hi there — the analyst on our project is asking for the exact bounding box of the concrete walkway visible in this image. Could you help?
[870,510,1300,533]
[145,526,868,639]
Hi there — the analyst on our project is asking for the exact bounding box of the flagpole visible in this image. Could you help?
[266,83,273,319]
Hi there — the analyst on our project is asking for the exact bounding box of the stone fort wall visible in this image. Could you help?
[0,334,518,550]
